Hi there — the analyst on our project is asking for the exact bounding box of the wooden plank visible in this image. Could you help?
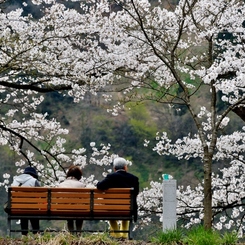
[11,192,47,198]
[11,203,47,209]
[51,198,90,204]
[51,188,92,192]
[94,193,130,199]
[10,210,48,215]
[93,204,130,210]
[51,204,90,210]
[11,197,48,203]
[94,199,130,205]
[52,193,90,198]
[10,187,49,192]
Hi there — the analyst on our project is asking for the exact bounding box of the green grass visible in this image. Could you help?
[151,229,184,244]
[221,231,239,245]
[182,226,222,245]
[151,226,239,245]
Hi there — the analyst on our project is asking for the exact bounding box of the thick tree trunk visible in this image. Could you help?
[203,155,212,229]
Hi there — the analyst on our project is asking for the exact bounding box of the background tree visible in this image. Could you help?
[83,0,245,230]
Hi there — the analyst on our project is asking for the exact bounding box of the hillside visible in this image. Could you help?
[38,92,201,188]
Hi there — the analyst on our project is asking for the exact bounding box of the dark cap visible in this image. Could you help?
[24,167,38,178]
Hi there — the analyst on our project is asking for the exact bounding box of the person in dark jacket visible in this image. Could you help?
[96,157,139,239]
[11,166,40,236]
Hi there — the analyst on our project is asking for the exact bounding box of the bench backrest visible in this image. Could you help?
[8,187,134,219]
[9,187,49,215]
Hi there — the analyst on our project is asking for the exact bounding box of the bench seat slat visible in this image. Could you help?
[94,204,131,210]
[51,198,90,204]
[94,194,130,199]
[51,188,91,192]
[12,198,47,203]
[51,204,90,209]
[94,189,133,193]
[52,193,90,198]
[94,199,130,204]
[10,210,48,215]
[10,187,49,191]
[49,211,92,216]
[11,203,47,209]
[11,193,47,198]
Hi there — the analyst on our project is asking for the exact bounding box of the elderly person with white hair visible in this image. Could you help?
[97,157,139,239]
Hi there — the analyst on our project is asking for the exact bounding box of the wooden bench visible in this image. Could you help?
[6,187,136,238]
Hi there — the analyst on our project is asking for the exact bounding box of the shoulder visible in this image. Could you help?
[58,180,68,187]
[59,179,85,188]
[124,171,139,179]
[35,180,41,187]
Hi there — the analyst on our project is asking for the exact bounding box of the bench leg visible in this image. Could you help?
[7,217,11,237]
[128,221,133,240]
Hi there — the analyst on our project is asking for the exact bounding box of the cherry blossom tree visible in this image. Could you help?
[0,0,117,186]
[1,0,245,235]
[80,0,245,231]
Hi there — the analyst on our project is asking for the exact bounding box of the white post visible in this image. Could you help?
[162,176,177,231]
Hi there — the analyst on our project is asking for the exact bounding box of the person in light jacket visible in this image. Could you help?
[58,165,86,232]
[11,166,40,236]
[96,157,139,239]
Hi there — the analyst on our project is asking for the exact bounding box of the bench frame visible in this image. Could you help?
[7,187,136,239]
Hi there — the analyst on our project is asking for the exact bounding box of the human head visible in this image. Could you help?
[113,157,128,171]
[24,166,38,179]
[66,165,83,180]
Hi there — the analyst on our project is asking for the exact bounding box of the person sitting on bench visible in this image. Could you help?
[11,166,40,236]
[58,165,86,232]
[96,157,139,239]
